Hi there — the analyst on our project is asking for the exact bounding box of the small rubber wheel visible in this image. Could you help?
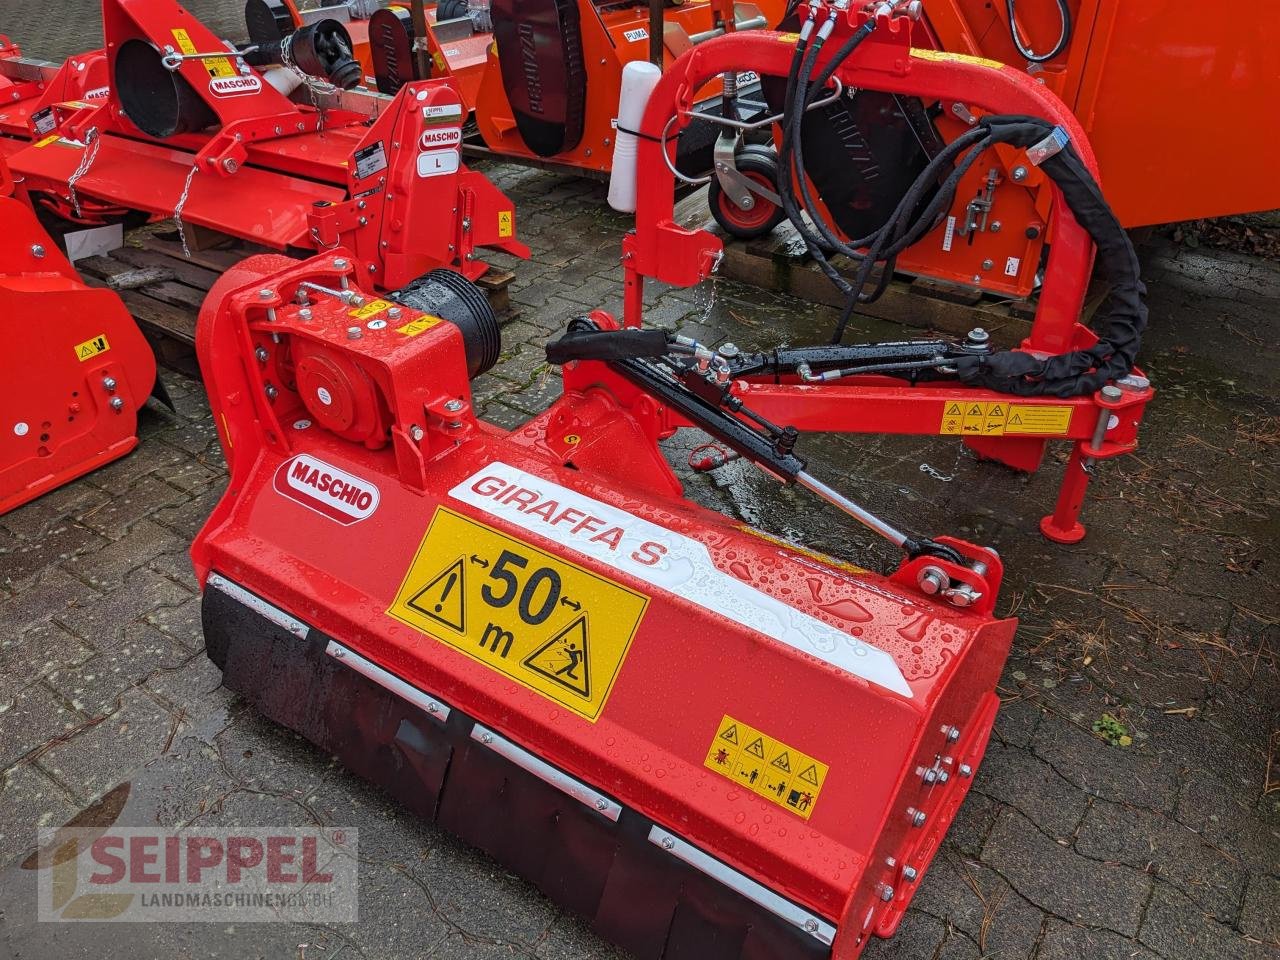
[708,145,787,240]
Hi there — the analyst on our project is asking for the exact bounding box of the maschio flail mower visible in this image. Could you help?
[0,0,527,288]
[193,6,1155,960]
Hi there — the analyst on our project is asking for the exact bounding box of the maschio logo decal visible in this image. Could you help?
[209,75,263,98]
[273,455,380,525]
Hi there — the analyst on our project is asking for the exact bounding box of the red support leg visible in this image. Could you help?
[1040,442,1091,543]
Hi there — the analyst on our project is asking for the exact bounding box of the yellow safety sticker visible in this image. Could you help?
[350,298,393,320]
[498,210,514,239]
[704,715,829,820]
[776,32,801,44]
[34,134,62,148]
[396,315,445,337]
[737,526,869,577]
[910,48,1005,71]
[389,508,650,722]
[74,334,110,362]
[171,28,235,78]
[939,401,1072,437]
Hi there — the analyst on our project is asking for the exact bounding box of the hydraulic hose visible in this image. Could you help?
[1006,0,1072,63]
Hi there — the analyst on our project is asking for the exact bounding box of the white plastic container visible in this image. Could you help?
[607,60,663,214]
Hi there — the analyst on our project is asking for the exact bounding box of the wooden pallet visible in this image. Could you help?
[75,229,517,378]
[672,188,1062,347]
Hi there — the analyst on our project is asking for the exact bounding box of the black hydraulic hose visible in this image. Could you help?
[1006,0,1072,63]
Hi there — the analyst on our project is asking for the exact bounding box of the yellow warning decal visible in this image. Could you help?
[498,210,514,239]
[171,28,235,78]
[74,334,110,362]
[350,298,393,320]
[34,134,62,148]
[389,508,649,722]
[910,48,1005,71]
[776,32,801,44]
[704,715,829,820]
[396,315,445,337]
[940,401,1072,437]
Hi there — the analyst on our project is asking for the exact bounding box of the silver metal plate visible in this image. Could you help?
[207,573,309,640]
[471,725,622,822]
[324,640,451,724]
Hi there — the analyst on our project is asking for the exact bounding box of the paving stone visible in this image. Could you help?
[1030,711,1183,813]
[1138,882,1274,960]
[1075,798,1247,922]
[0,567,103,639]
[0,762,76,868]
[1239,873,1280,944]
[862,909,979,960]
[37,688,182,804]
[55,567,193,650]
[144,592,206,648]
[44,625,197,716]
[0,621,94,705]
[1175,768,1280,875]
[0,520,107,590]
[151,484,229,540]
[1036,919,1161,960]
[82,436,186,492]
[981,806,1150,937]
[61,518,186,590]
[0,682,84,771]
[77,474,190,540]
[910,854,1044,960]
[974,740,1088,838]
[0,482,111,540]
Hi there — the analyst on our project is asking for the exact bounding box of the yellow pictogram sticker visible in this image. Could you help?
[498,210,514,239]
[704,715,829,820]
[350,299,393,320]
[939,401,1072,437]
[172,28,235,78]
[74,334,110,362]
[389,508,649,722]
[910,47,1005,71]
[396,315,445,337]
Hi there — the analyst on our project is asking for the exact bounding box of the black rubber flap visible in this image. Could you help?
[491,0,586,157]
[369,7,418,96]
[203,580,834,959]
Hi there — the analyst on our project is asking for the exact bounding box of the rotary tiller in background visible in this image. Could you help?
[0,157,156,515]
[2,0,527,289]
[603,1,1154,544]
[193,244,1017,959]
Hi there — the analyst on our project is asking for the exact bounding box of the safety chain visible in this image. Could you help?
[67,129,102,219]
[692,250,725,328]
[280,33,337,132]
[173,164,200,259]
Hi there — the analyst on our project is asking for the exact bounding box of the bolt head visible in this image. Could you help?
[981,259,994,271]
[409,425,424,442]
[879,885,895,902]
[333,258,349,270]
[1100,385,1123,402]
[947,726,961,743]
[102,377,118,392]
[387,306,402,319]
[30,244,46,259]
[347,326,362,340]
[1012,166,1028,181]
[298,308,313,321]
[444,399,465,413]
[480,733,493,745]
[109,397,125,412]
[594,798,608,811]
[661,837,675,850]
[255,347,269,363]
[259,288,275,300]
[804,919,819,934]
[265,385,278,400]
[959,763,974,778]
[903,866,919,882]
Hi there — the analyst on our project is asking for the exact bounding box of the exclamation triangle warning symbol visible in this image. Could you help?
[523,615,591,699]
[407,557,466,632]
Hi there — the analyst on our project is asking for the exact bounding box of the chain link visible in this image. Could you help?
[67,129,101,219]
[173,164,200,259]
[280,33,336,132]
[692,250,725,327]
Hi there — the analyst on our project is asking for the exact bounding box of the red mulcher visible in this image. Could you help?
[191,3,1155,957]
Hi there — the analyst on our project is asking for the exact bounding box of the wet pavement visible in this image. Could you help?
[1,3,1278,960]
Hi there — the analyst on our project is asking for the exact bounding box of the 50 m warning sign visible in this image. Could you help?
[388,508,649,721]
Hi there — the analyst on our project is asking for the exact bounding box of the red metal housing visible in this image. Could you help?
[0,161,155,515]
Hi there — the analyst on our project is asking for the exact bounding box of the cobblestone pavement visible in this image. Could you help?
[1,4,1278,960]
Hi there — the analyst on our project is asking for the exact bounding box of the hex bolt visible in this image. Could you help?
[981,259,994,271]
[109,397,125,412]
[265,385,278,400]
[804,919,819,934]
[347,326,362,340]
[990,220,1002,232]
[388,306,402,319]
[959,763,974,778]
[461,218,472,231]
[409,425,424,442]
[298,308,313,321]
[661,837,675,850]
[31,244,46,259]
[966,327,991,348]
[102,376,118,392]
[444,399,465,413]
[909,808,927,827]
[903,866,919,882]
[917,566,947,595]
[879,885,895,902]
[426,702,438,714]
[944,724,961,743]
[1101,384,1124,403]
[333,258,349,271]
[717,342,741,359]
[937,770,950,784]
[255,347,269,363]
[480,732,493,745]
[1012,165,1028,182]
[922,767,938,784]
[594,798,608,811]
